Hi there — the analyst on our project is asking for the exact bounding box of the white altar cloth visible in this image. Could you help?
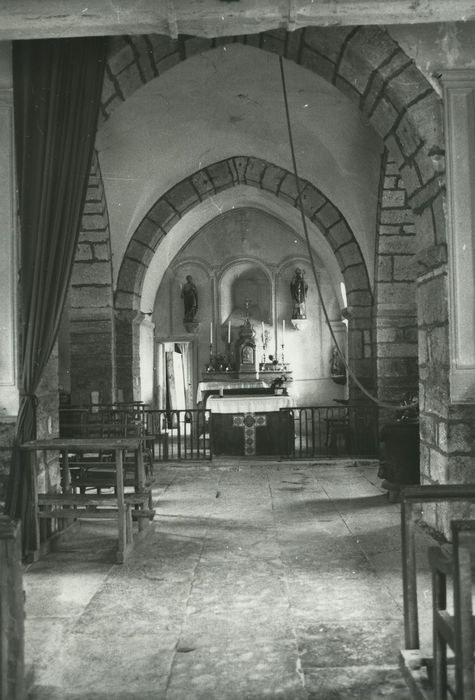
[206,395,295,414]
[196,380,270,403]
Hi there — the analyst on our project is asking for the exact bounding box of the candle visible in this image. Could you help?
[228,321,231,344]
[261,321,265,341]
[282,319,285,343]
[210,322,213,344]
[255,348,259,378]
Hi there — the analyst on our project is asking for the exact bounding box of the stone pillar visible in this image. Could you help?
[69,153,115,406]
[346,306,375,404]
[115,310,142,403]
[375,156,418,426]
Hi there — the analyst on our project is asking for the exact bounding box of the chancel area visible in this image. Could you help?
[4,2,475,698]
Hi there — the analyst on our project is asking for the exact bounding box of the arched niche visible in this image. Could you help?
[219,261,272,334]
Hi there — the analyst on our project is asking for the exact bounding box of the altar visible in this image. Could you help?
[206,394,295,456]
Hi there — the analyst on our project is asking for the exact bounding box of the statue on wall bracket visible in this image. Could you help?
[181,275,200,333]
[290,267,308,319]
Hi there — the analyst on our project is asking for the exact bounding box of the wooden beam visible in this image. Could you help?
[0,0,474,41]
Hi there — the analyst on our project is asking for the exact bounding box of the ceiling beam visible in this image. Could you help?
[1,0,475,41]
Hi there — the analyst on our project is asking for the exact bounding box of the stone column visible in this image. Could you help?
[68,153,115,406]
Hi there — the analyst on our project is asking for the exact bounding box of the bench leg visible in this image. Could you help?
[432,567,448,700]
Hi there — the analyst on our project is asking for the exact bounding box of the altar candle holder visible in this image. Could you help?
[206,344,214,372]
[281,343,285,368]
[225,342,233,371]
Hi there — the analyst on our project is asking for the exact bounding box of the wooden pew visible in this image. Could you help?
[21,436,153,564]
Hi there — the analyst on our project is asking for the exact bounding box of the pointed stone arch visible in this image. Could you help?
[102,26,445,250]
[114,155,374,401]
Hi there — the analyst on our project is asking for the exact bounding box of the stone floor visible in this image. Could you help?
[23,460,436,699]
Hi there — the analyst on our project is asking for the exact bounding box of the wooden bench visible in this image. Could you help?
[21,437,152,564]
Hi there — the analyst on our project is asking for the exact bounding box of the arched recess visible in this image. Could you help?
[102,26,445,251]
[114,156,373,402]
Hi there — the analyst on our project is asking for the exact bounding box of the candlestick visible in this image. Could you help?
[210,321,213,344]
[228,321,231,344]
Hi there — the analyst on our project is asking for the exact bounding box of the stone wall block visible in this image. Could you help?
[447,422,475,454]
[387,63,432,108]
[420,413,437,446]
[303,26,350,63]
[71,261,112,286]
[378,282,415,308]
[191,171,215,198]
[126,239,153,267]
[409,177,443,216]
[382,190,406,208]
[346,290,373,307]
[314,202,340,229]
[371,97,399,140]
[130,37,157,83]
[92,243,110,261]
[337,241,361,268]
[166,181,200,215]
[207,161,234,191]
[406,93,444,153]
[384,176,398,189]
[117,258,146,295]
[148,199,179,231]
[80,213,108,232]
[76,243,93,261]
[232,157,249,182]
[260,163,285,192]
[427,325,449,367]
[417,275,448,328]
[135,218,165,250]
[285,30,304,63]
[384,134,405,169]
[107,38,134,75]
[147,34,179,63]
[114,290,139,312]
[325,220,352,249]
[393,256,415,281]
[343,264,369,292]
[380,208,416,228]
[300,185,326,218]
[70,285,112,309]
[413,208,437,252]
[377,258,392,282]
[279,173,300,203]
[377,342,418,358]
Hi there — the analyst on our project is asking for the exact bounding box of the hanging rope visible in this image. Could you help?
[279,56,417,411]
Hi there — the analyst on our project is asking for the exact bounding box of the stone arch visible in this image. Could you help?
[114,155,374,401]
[115,156,371,313]
[101,27,444,249]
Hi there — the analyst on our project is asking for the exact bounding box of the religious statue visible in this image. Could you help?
[181,275,198,322]
[290,267,308,319]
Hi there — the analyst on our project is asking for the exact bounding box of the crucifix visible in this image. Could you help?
[232,413,267,455]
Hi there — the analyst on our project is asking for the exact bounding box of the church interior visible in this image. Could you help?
[2,1,475,698]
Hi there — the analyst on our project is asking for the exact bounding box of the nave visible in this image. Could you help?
[23,461,434,699]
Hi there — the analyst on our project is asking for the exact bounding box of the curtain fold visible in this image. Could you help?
[6,37,108,557]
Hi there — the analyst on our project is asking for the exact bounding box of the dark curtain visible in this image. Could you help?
[5,37,108,556]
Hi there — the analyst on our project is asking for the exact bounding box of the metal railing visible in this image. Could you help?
[60,403,379,461]
[280,404,379,459]
[143,409,211,462]
[59,406,212,462]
